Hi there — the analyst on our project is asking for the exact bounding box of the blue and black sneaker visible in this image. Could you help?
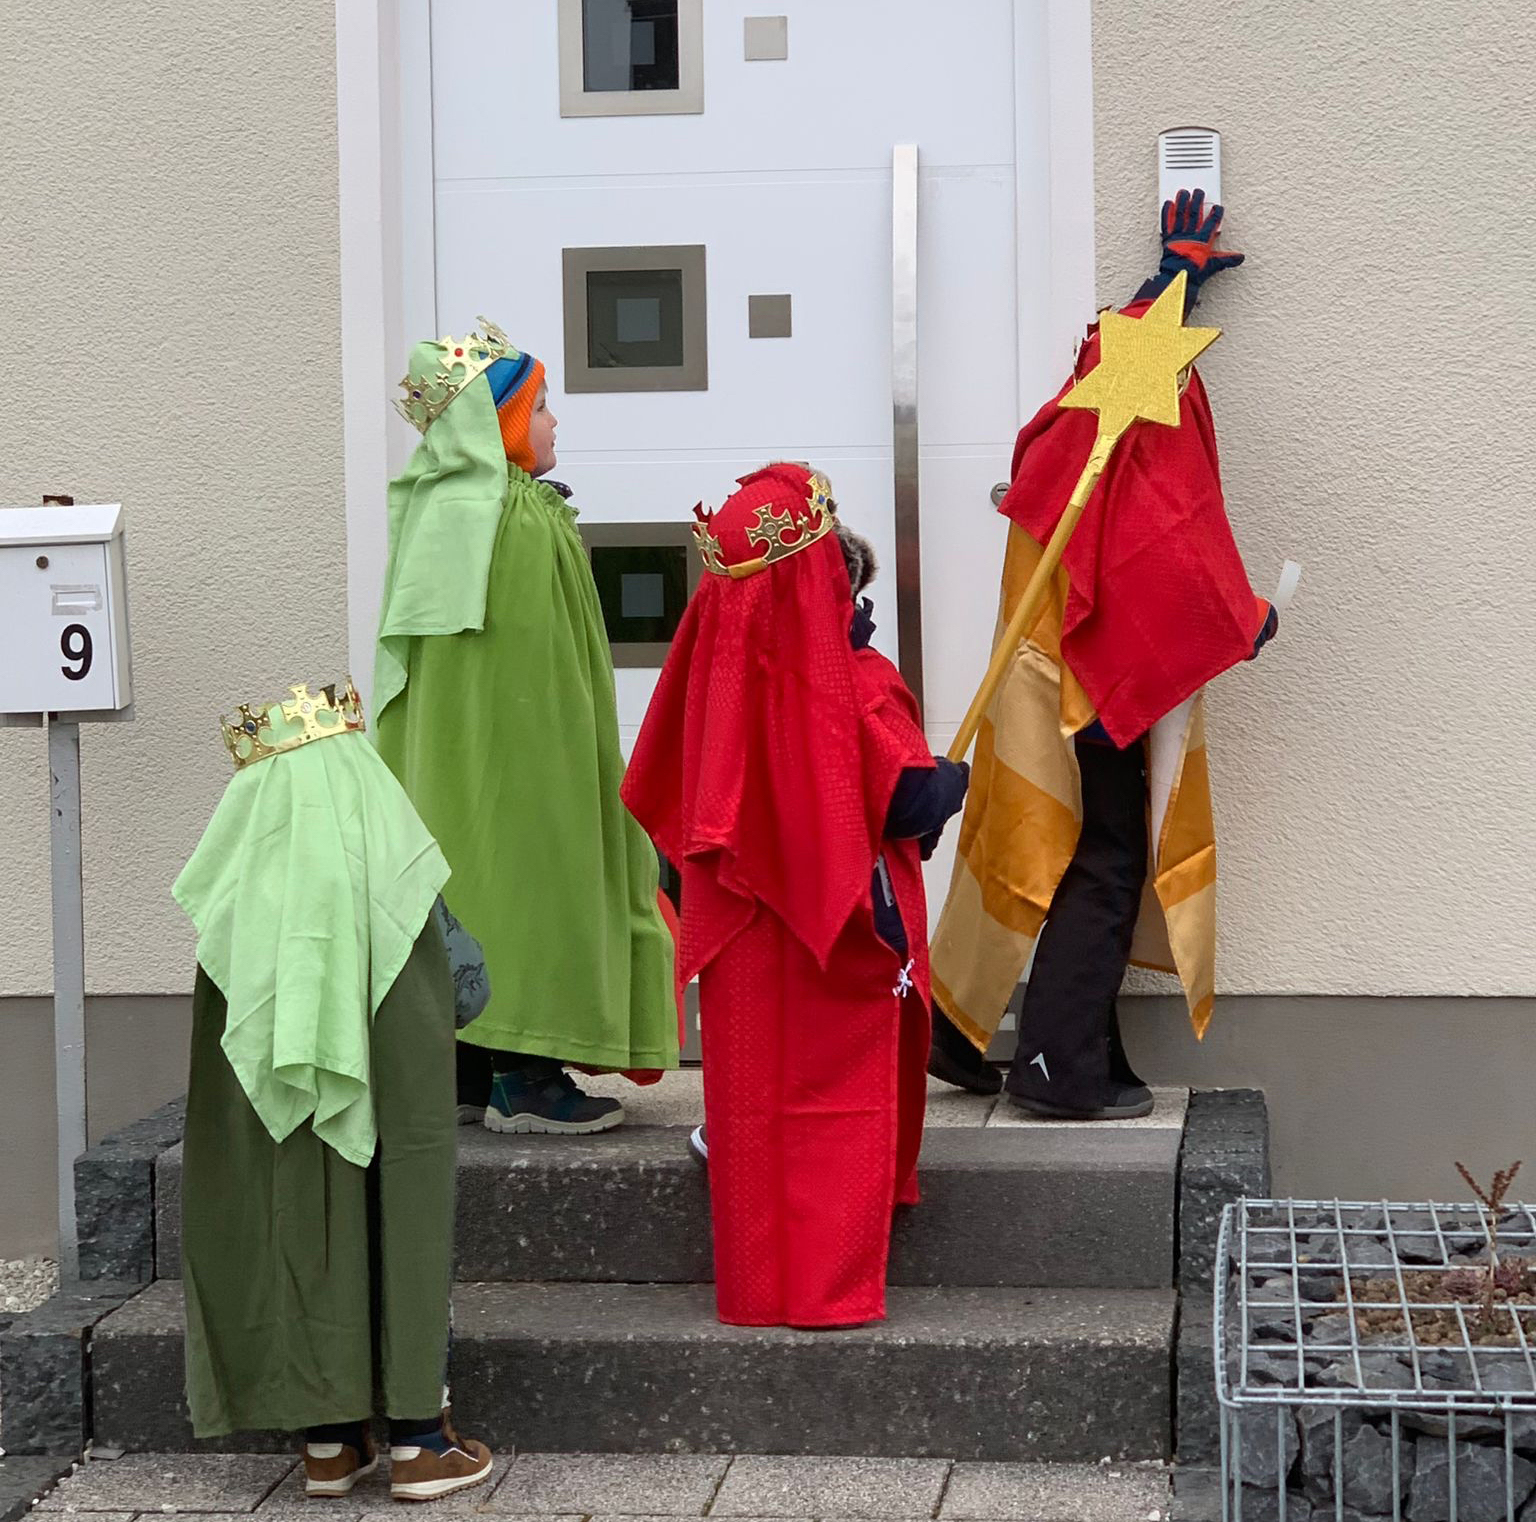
[484,1063,625,1135]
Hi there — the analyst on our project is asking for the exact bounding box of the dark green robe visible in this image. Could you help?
[180,926,455,1437]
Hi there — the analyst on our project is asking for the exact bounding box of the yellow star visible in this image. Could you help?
[1058,271,1221,442]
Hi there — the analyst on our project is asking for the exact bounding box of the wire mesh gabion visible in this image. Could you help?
[1215,1198,1536,1522]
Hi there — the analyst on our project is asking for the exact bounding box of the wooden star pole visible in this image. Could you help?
[947,272,1222,762]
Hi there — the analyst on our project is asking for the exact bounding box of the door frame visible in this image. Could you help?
[336,0,1097,695]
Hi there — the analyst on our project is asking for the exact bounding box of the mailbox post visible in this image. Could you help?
[0,499,133,1279]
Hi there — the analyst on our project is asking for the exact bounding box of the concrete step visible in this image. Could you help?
[152,1077,1185,1290]
[89,1279,1175,1462]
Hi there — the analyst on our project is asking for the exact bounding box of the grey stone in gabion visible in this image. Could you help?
[1250,1273,1297,1300]
[1298,1270,1343,1302]
[1340,1240,1399,1271]
[1406,1437,1536,1522]
[1297,1403,1356,1485]
[1305,1313,1355,1347]
[1299,1408,1414,1516]
[1401,1403,1525,1444]
[1231,1486,1316,1522]
[1233,1404,1300,1488]
[1417,1349,1478,1385]
[1248,1301,1305,1341]
[1314,1351,1419,1393]
[1246,1348,1315,1385]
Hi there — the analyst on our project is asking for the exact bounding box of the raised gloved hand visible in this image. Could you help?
[1138,188,1245,312]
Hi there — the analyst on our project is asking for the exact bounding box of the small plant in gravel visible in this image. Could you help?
[1457,1159,1525,1332]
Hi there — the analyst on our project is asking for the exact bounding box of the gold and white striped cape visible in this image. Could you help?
[929,523,1218,1051]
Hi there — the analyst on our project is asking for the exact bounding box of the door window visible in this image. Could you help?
[558,0,703,116]
[563,245,708,393]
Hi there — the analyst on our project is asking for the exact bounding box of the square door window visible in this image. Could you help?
[559,0,703,117]
[563,246,708,393]
[587,268,685,370]
[580,522,702,666]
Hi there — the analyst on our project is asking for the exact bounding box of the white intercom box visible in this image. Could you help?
[1158,126,1222,209]
[0,504,133,715]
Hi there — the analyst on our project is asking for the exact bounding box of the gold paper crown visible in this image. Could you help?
[220,679,366,770]
[394,317,513,433]
[693,469,837,579]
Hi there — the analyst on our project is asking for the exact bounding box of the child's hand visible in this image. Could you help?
[1157,189,1245,305]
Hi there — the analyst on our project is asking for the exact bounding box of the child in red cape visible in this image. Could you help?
[622,464,968,1328]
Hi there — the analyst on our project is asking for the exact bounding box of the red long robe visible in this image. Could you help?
[623,465,934,1328]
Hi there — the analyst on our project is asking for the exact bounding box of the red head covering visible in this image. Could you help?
[1001,300,1270,745]
[622,464,930,976]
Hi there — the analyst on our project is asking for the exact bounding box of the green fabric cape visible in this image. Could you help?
[374,383,676,1070]
[172,730,450,1166]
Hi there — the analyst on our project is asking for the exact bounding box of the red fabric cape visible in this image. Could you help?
[1002,301,1268,745]
[622,523,932,977]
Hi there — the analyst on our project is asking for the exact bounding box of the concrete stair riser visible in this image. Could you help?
[152,1127,1177,1290]
[88,1280,1174,1462]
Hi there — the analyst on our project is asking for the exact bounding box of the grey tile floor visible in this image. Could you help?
[35,1453,1172,1522]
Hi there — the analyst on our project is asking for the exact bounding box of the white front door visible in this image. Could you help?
[369,1,1093,926]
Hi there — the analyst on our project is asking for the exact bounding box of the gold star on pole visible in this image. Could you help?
[1057,271,1221,441]
[948,270,1225,763]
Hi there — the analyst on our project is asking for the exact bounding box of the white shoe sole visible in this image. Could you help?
[688,1125,708,1165]
[455,1104,486,1126]
[390,1456,493,1502]
[483,1107,624,1135]
[305,1456,378,1496]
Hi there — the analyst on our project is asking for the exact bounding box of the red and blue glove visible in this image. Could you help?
[1136,188,1245,313]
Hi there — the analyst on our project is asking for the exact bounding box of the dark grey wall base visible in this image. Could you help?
[0,1283,138,1456]
[74,1097,185,1283]
[0,1458,74,1522]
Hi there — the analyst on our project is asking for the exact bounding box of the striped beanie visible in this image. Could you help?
[486,350,547,473]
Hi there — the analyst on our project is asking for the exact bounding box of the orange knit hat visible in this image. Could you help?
[487,352,546,473]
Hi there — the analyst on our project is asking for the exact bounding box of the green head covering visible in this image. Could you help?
[173,723,450,1167]
[374,344,510,722]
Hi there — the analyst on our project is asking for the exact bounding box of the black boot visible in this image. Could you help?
[927,1005,1003,1095]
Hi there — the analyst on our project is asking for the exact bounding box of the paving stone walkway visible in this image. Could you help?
[31,1453,1172,1522]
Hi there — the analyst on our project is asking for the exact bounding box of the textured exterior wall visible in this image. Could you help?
[1094,0,1536,995]
[0,2,345,995]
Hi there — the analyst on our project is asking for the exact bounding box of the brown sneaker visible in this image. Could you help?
[388,1415,493,1503]
[303,1433,379,1496]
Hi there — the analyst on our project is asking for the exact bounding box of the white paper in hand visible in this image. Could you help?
[1273,560,1303,614]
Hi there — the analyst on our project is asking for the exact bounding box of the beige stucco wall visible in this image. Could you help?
[1093,0,1536,997]
[0,2,346,997]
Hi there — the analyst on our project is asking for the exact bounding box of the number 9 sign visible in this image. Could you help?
[0,504,132,716]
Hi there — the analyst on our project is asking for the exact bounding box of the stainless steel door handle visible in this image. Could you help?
[891,143,923,714]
